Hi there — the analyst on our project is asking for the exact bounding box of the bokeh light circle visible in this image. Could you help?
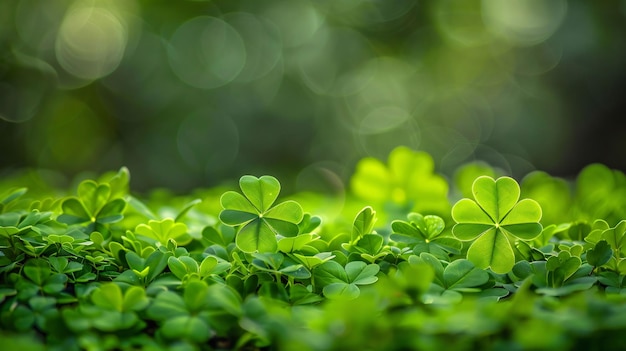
[262,0,324,48]
[482,0,567,46]
[55,5,128,80]
[167,16,246,89]
[224,12,282,83]
[296,26,375,96]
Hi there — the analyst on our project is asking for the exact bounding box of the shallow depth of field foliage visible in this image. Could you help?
[2,1,626,350]
[3,146,626,350]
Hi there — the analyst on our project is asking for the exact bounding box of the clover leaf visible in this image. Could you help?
[314,260,379,300]
[391,212,462,258]
[135,219,191,246]
[219,176,303,253]
[57,179,126,233]
[452,176,543,274]
[350,146,449,216]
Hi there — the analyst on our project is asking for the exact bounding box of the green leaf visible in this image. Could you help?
[602,220,626,253]
[279,264,311,279]
[236,218,278,253]
[24,259,51,286]
[278,234,316,252]
[421,215,445,239]
[452,199,492,224]
[411,253,444,285]
[345,261,379,285]
[161,316,212,343]
[184,280,210,312]
[501,199,543,225]
[472,176,519,222]
[322,282,360,300]
[125,251,145,272]
[443,259,489,290]
[240,175,280,212]
[252,252,285,271]
[199,256,219,277]
[48,257,69,274]
[136,219,191,246]
[587,240,613,267]
[219,192,258,225]
[452,176,543,273]
[293,252,335,270]
[58,198,90,224]
[78,180,110,217]
[92,283,123,312]
[315,260,348,285]
[220,175,303,253]
[42,273,67,294]
[1,187,28,206]
[467,228,514,274]
[264,200,304,225]
[206,284,242,316]
[352,207,376,243]
[355,234,383,255]
[97,198,126,223]
[263,217,300,238]
[146,291,187,320]
[122,286,149,311]
[8,305,35,332]
[290,284,323,305]
[202,225,235,246]
[175,198,202,222]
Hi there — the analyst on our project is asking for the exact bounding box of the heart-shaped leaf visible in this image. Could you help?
[97,198,126,224]
[184,280,210,312]
[161,315,212,343]
[345,261,379,285]
[236,218,278,253]
[452,176,543,274]
[24,259,51,286]
[587,240,613,267]
[355,234,383,255]
[443,259,489,290]
[122,286,149,312]
[240,175,280,213]
[314,260,348,285]
[146,291,187,320]
[472,176,519,222]
[322,282,360,300]
[136,219,191,246]
[58,198,90,224]
[78,180,110,218]
[91,283,123,312]
[351,207,376,243]
[467,228,514,273]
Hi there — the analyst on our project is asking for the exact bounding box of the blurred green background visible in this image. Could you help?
[1,0,625,193]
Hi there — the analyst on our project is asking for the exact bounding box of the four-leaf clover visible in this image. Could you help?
[219,176,304,253]
[452,176,542,274]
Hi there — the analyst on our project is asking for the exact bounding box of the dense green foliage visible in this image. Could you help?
[3,147,626,350]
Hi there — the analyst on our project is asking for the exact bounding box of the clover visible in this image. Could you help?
[219,175,303,253]
[452,176,543,274]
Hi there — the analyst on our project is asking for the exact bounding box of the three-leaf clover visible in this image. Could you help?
[391,212,462,258]
[219,176,304,253]
[452,176,543,274]
[57,179,126,231]
[314,260,379,300]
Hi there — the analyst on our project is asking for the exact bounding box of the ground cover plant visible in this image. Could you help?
[2,146,626,350]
